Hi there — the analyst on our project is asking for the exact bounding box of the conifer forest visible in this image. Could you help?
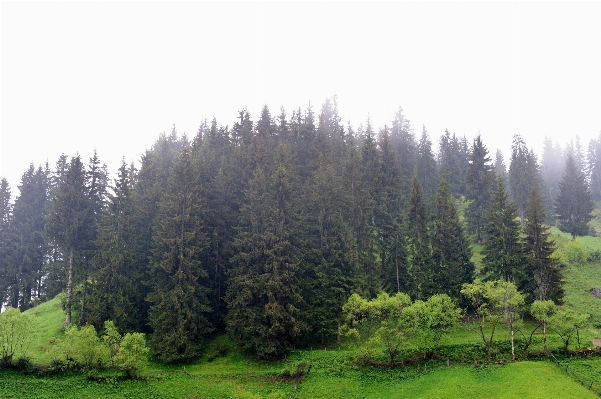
[1,99,598,362]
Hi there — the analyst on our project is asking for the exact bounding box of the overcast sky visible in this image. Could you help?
[2,1,600,193]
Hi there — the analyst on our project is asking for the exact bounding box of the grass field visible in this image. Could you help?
[2,352,598,399]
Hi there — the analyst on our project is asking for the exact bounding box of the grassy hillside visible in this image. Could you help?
[23,294,66,364]
[548,226,601,341]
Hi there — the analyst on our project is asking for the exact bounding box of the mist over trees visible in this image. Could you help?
[0,99,597,361]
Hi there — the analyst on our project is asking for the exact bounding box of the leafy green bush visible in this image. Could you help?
[562,240,587,265]
[101,320,121,361]
[0,307,31,365]
[51,320,149,378]
[62,324,109,370]
[114,332,149,378]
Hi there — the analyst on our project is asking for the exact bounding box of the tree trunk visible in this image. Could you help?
[543,320,548,354]
[510,314,516,360]
[64,247,74,326]
[78,255,89,325]
[395,241,400,293]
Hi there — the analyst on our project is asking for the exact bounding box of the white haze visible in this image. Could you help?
[1,2,600,192]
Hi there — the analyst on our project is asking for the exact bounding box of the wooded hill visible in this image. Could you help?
[0,98,598,361]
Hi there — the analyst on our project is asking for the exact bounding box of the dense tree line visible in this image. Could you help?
[0,99,595,361]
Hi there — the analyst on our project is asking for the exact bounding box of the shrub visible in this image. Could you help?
[588,249,601,262]
[62,324,109,370]
[0,307,31,364]
[101,321,121,362]
[114,332,149,378]
[14,357,34,373]
[562,240,587,265]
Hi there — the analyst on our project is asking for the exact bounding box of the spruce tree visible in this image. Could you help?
[0,179,13,305]
[406,176,433,300]
[45,155,93,325]
[131,131,188,330]
[355,119,381,296]
[146,146,213,362]
[226,164,307,359]
[438,130,464,196]
[555,153,594,240]
[377,126,408,294]
[10,165,50,309]
[416,125,439,201]
[587,132,601,200]
[391,107,416,197]
[482,177,527,286]
[509,135,540,222]
[523,187,564,303]
[432,172,474,299]
[540,137,564,223]
[494,148,508,185]
[465,135,495,242]
[78,151,108,324]
[299,159,358,344]
[86,161,142,331]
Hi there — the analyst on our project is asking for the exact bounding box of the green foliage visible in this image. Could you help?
[549,309,589,351]
[114,332,149,378]
[49,319,149,378]
[61,324,108,370]
[146,146,214,363]
[0,307,31,364]
[509,134,540,221]
[530,300,556,324]
[555,153,594,240]
[45,155,97,326]
[416,126,439,201]
[523,187,564,303]
[432,173,474,298]
[406,177,433,300]
[561,240,587,265]
[461,280,524,359]
[226,164,307,359]
[465,135,494,243]
[530,300,556,353]
[342,292,459,364]
[6,164,50,311]
[85,161,144,332]
[101,320,121,360]
[482,177,526,286]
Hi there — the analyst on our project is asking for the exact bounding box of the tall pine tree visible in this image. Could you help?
[555,153,594,240]
[46,155,94,325]
[432,172,474,299]
[9,165,50,309]
[0,179,13,306]
[86,161,143,331]
[482,177,526,287]
[415,125,439,202]
[146,146,213,362]
[465,135,495,242]
[226,164,307,359]
[406,176,433,300]
[523,187,564,303]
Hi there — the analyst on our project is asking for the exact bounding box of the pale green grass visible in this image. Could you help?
[297,361,598,399]
[23,295,65,364]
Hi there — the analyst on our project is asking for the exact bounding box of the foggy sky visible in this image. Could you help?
[2,1,600,192]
